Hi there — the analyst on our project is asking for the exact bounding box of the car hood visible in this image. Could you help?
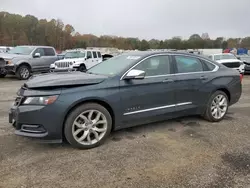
[216,59,242,63]
[0,53,29,60]
[24,72,108,89]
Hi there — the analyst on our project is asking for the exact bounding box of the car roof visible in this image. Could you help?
[18,45,54,48]
[121,51,210,60]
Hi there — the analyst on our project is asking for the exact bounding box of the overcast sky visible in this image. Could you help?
[1,0,250,40]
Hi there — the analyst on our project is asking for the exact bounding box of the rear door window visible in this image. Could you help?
[97,51,102,58]
[43,48,55,56]
[174,56,203,73]
[93,51,97,58]
[200,59,216,71]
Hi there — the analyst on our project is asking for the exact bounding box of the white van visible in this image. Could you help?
[50,49,103,72]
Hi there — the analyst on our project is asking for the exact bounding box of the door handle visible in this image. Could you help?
[200,75,208,80]
[162,79,174,83]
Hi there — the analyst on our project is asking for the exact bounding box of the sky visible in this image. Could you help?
[1,0,250,40]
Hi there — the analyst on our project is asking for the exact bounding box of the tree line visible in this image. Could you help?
[0,11,250,51]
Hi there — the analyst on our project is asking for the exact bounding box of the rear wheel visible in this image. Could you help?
[16,65,31,80]
[64,103,112,149]
[203,91,229,122]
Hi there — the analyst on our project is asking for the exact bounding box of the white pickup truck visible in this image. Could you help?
[50,49,103,72]
[208,53,245,74]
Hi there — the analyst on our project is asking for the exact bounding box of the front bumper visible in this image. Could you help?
[9,102,64,142]
[5,64,16,74]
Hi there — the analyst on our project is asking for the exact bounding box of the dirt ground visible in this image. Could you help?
[0,75,250,188]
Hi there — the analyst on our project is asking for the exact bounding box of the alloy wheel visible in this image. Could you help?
[210,94,228,119]
[72,110,108,145]
[20,67,30,79]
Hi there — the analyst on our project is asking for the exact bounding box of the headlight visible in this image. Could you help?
[6,60,13,65]
[23,95,58,105]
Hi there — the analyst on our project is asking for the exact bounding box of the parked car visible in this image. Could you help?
[0,46,13,53]
[9,51,242,149]
[57,53,66,60]
[102,54,113,61]
[237,54,250,74]
[0,45,58,80]
[50,49,103,72]
[208,53,245,74]
[0,58,7,78]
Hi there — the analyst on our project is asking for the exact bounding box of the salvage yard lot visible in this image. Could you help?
[0,76,250,188]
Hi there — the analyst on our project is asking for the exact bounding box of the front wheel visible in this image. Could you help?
[78,64,86,72]
[16,65,31,80]
[203,91,229,122]
[0,68,7,78]
[64,103,112,149]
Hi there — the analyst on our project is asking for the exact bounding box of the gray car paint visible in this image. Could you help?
[9,51,242,142]
[25,72,108,88]
[0,46,58,75]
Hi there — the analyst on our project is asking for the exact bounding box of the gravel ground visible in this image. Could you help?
[0,75,250,188]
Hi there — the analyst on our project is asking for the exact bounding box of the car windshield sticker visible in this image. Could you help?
[127,56,141,60]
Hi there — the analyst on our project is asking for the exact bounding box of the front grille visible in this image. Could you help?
[222,62,241,68]
[56,62,71,68]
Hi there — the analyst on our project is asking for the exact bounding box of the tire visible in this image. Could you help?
[64,103,112,149]
[78,64,86,72]
[16,65,31,80]
[0,68,7,78]
[203,91,229,122]
[0,73,6,78]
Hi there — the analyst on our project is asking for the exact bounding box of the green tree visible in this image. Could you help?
[140,39,150,51]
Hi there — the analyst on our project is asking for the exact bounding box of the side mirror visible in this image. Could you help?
[34,53,41,58]
[124,69,145,80]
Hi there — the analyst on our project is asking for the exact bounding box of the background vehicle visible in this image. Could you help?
[102,54,113,61]
[9,52,242,149]
[237,54,250,74]
[0,46,13,53]
[50,49,103,72]
[0,58,7,77]
[0,45,58,79]
[57,52,66,60]
[208,53,245,74]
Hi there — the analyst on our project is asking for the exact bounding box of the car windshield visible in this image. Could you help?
[87,54,141,76]
[214,54,237,60]
[64,52,86,59]
[8,46,35,55]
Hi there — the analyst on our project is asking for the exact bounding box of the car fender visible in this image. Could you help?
[13,60,32,72]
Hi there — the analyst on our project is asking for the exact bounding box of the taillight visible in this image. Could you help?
[240,74,243,82]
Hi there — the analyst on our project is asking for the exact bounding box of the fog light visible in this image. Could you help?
[21,124,46,133]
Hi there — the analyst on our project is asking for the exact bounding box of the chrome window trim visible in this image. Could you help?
[120,53,219,80]
[123,102,192,115]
